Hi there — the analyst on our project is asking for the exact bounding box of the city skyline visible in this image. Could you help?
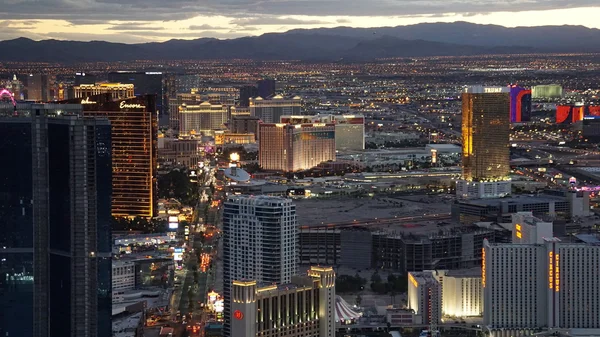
[1,3,600,43]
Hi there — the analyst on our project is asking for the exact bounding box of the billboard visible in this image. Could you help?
[168,216,178,223]
[173,248,184,261]
[169,222,178,229]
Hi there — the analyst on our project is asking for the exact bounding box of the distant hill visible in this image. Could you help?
[1,22,599,62]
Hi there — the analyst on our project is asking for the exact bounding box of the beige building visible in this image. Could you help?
[259,122,336,172]
[230,266,336,337]
[157,134,203,169]
[73,82,134,101]
[214,131,255,145]
[179,102,228,136]
[250,95,302,123]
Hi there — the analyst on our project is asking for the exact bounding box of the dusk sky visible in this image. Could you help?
[1,1,600,43]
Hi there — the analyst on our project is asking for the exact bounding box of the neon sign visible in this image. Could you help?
[555,253,560,292]
[81,97,96,105]
[0,88,16,107]
[409,274,418,288]
[233,310,244,320]
[548,251,554,289]
[120,101,145,109]
[482,248,486,288]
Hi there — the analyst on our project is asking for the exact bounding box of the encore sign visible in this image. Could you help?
[120,101,145,109]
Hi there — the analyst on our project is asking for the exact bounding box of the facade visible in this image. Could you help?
[73,83,134,101]
[257,79,276,99]
[157,135,203,169]
[407,272,442,327]
[509,86,532,123]
[483,237,600,332]
[512,212,553,244]
[582,116,600,141]
[437,269,483,317]
[458,86,511,199]
[214,131,255,145]
[280,114,365,151]
[107,71,164,114]
[250,95,301,123]
[239,85,259,107]
[179,102,228,136]
[556,105,585,124]
[76,94,158,218]
[24,74,49,101]
[0,112,112,337]
[532,85,563,99]
[259,123,336,172]
[222,195,298,337]
[230,115,261,139]
[112,261,136,293]
[168,92,203,130]
[230,266,336,337]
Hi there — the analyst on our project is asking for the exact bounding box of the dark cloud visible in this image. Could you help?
[0,0,595,22]
[231,17,332,26]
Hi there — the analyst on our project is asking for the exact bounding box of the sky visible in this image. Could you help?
[1,0,600,43]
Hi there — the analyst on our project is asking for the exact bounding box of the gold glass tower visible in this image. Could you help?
[80,94,157,218]
[462,89,510,182]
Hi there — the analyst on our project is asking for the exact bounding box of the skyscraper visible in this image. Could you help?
[457,86,511,199]
[239,85,258,107]
[108,71,164,115]
[168,92,202,131]
[249,95,301,123]
[222,195,298,337]
[24,74,49,101]
[258,122,336,172]
[257,79,276,98]
[509,85,532,123]
[70,93,157,218]
[73,83,135,101]
[178,102,229,136]
[0,110,112,337]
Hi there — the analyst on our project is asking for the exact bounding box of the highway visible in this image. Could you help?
[301,213,451,229]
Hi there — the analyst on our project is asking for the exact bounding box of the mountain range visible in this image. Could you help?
[1,22,599,63]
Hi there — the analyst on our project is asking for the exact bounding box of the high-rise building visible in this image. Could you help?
[257,79,276,98]
[230,115,261,140]
[178,102,229,136]
[230,266,336,337]
[239,85,259,107]
[511,212,553,244]
[168,92,203,131]
[73,83,135,101]
[222,195,298,337]
[457,86,511,199]
[407,272,442,328]
[68,93,157,218]
[259,122,336,172]
[556,105,585,124]
[108,71,164,114]
[75,72,97,85]
[24,74,49,101]
[281,114,365,151]
[509,86,532,123]
[249,95,302,123]
[0,111,112,337]
[532,85,563,99]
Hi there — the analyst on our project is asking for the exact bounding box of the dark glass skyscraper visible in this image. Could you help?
[239,85,258,107]
[0,109,112,337]
[108,71,164,115]
[257,78,276,98]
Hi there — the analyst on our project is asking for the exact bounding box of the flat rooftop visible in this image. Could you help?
[460,194,567,207]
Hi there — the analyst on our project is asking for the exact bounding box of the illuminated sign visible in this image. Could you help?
[233,310,244,320]
[145,72,163,75]
[168,216,179,223]
[312,123,326,127]
[484,87,504,93]
[169,222,178,229]
[515,224,522,240]
[409,273,418,288]
[120,101,145,109]
[80,97,97,105]
[549,251,554,289]
[482,248,486,288]
[555,253,560,292]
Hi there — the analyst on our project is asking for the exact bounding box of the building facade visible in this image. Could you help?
[222,195,298,337]
[230,115,261,140]
[257,79,276,99]
[250,95,301,123]
[157,135,203,169]
[77,94,158,218]
[458,86,511,199]
[280,114,365,151]
[509,86,532,123]
[168,92,203,130]
[230,266,335,337]
[73,83,134,101]
[259,123,336,172]
[0,112,112,337]
[179,102,228,136]
[407,272,442,327]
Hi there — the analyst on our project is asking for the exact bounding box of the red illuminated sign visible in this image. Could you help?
[233,310,244,320]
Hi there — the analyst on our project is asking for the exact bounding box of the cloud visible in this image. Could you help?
[188,24,225,30]
[107,22,165,30]
[1,0,599,22]
[336,19,351,23]
[231,17,332,26]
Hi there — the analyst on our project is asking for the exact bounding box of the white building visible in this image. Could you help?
[112,261,136,302]
[437,269,483,317]
[230,266,336,337]
[483,237,600,335]
[512,212,553,244]
[456,180,512,200]
[222,195,298,337]
[280,114,365,151]
[407,272,442,327]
